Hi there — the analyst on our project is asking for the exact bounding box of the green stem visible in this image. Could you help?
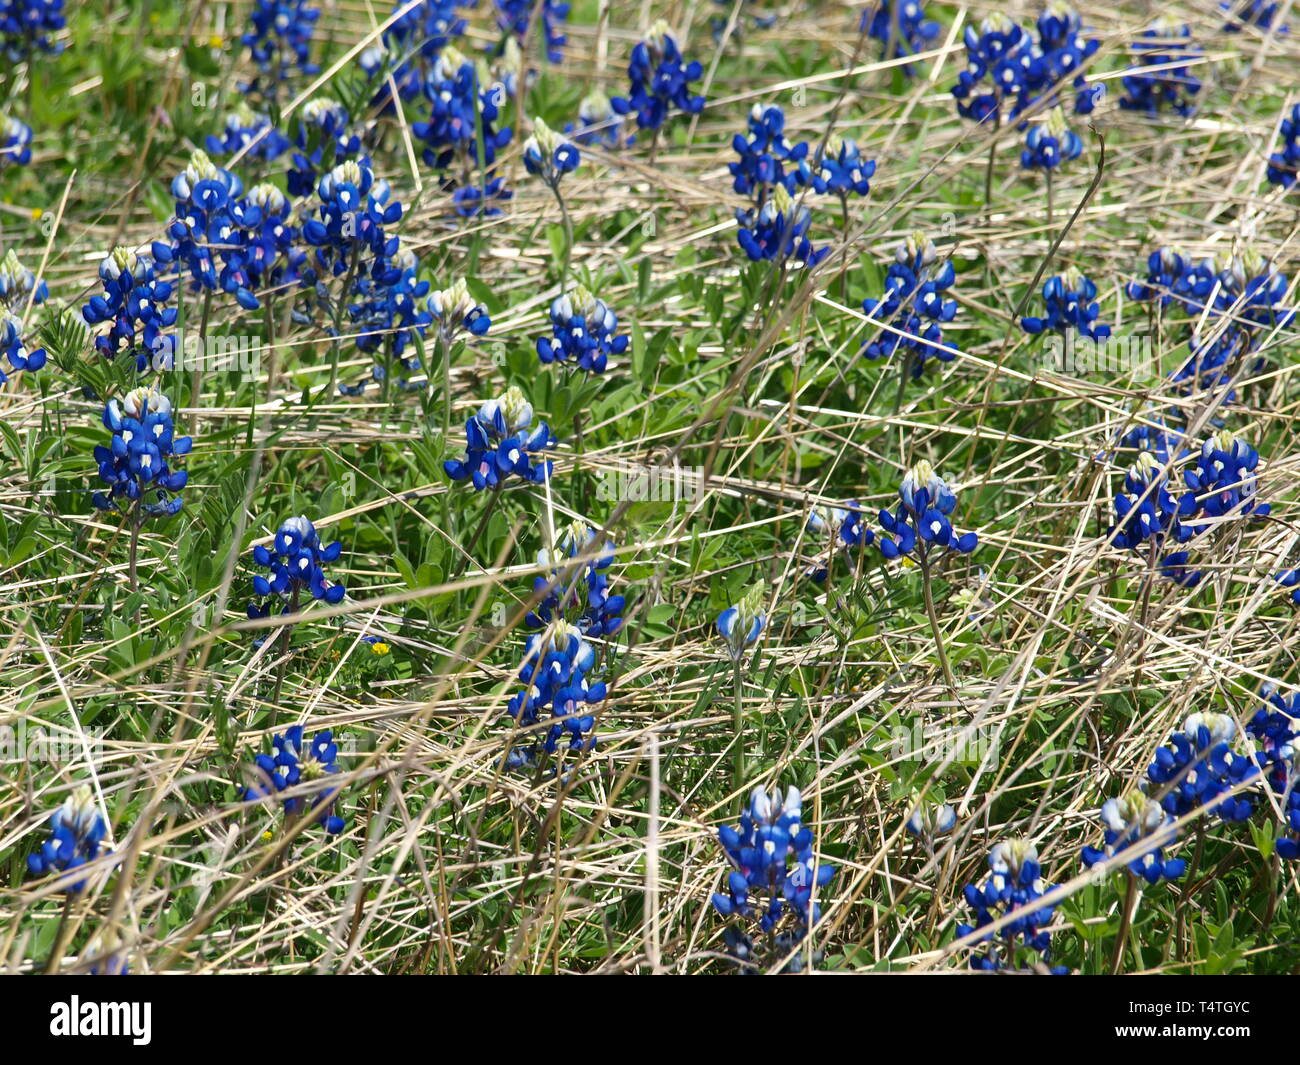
[732,657,746,791]
[921,555,957,696]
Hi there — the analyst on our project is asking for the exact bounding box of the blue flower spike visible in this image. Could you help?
[1081,790,1186,884]
[717,582,766,662]
[523,116,580,189]
[27,784,110,892]
[242,724,346,834]
[443,385,556,490]
[92,386,192,517]
[958,839,1067,973]
[712,784,835,971]
[878,459,978,563]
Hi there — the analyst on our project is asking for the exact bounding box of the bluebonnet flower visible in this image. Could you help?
[1147,712,1257,823]
[343,243,432,394]
[0,113,32,169]
[860,232,958,374]
[1180,429,1268,530]
[1221,0,1288,33]
[712,785,835,942]
[535,285,627,372]
[286,98,363,199]
[296,161,404,334]
[527,520,625,638]
[523,116,580,189]
[728,103,806,198]
[1267,102,1300,191]
[905,798,957,839]
[429,277,490,342]
[864,0,941,73]
[26,785,109,892]
[1125,245,1187,308]
[1246,691,1300,858]
[1109,451,1189,554]
[566,88,633,149]
[1118,20,1202,118]
[717,583,766,661]
[242,724,345,834]
[805,501,874,582]
[1081,790,1186,884]
[451,174,515,218]
[736,183,828,267]
[82,245,178,372]
[507,620,606,758]
[611,20,705,132]
[1020,105,1083,170]
[168,149,262,311]
[951,13,1037,125]
[241,0,320,98]
[959,839,1066,972]
[0,249,47,386]
[443,386,556,490]
[92,386,191,517]
[0,0,65,62]
[359,0,467,107]
[952,7,1099,126]
[1021,266,1109,341]
[204,101,290,161]
[248,515,346,621]
[240,182,301,294]
[494,0,569,63]
[414,46,514,173]
[803,132,875,198]
[1036,2,1103,114]
[878,459,978,561]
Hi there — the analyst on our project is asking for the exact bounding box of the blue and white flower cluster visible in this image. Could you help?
[1081,790,1186,884]
[0,248,47,385]
[1267,102,1300,192]
[27,784,108,892]
[1147,712,1258,824]
[82,245,179,372]
[494,0,569,64]
[506,619,607,764]
[717,583,766,661]
[959,839,1067,973]
[527,520,626,638]
[611,20,705,132]
[92,387,192,518]
[878,460,978,562]
[1126,244,1293,398]
[951,6,1100,127]
[168,149,262,311]
[241,0,320,99]
[243,724,346,835]
[0,113,33,169]
[536,285,628,373]
[805,501,873,582]
[1021,266,1110,341]
[443,385,556,490]
[864,0,940,73]
[860,232,958,376]
[0,0,66,62]
[1020,105,1083,171]
[1117,20,1202,118]
[359,0,467,107]
[1247,691,1300,859]
[204,101,290,161]
[248,515,346,621]
[1110,429,1269,587]
[522,116,581,190]
[712,785,835,959]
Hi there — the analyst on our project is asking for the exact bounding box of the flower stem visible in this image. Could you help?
[920,555,957,696]
[732,657,746,791]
